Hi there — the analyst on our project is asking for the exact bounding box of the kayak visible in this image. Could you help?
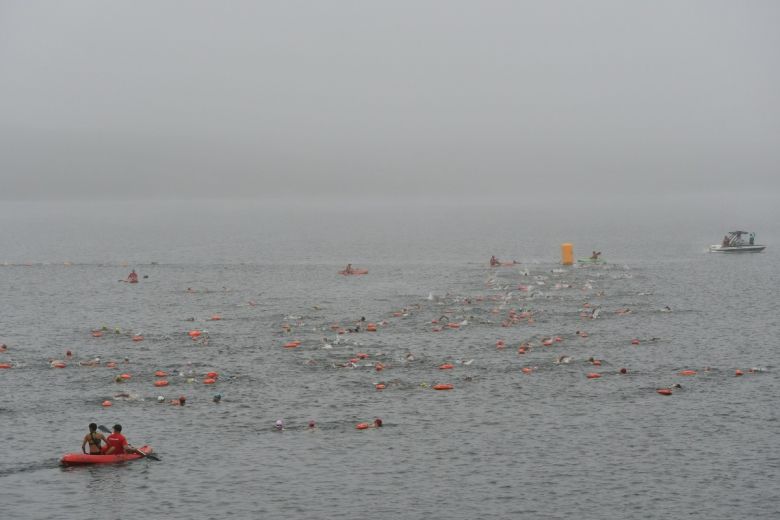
[577,258,606,264]
[60,445,153,465]
[338,269,368,275]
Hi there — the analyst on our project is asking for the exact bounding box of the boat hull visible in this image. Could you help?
[709,245,766,253]
[60,445,152,465]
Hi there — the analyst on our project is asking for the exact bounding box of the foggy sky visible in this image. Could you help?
[1,1,778,201]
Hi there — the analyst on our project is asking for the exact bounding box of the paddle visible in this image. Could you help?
[98,425,160,461]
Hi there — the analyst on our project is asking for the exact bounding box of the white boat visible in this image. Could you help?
[710,231,766,253]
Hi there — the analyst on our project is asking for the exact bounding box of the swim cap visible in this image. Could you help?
[308,420,316,428]
[157,395,164,402]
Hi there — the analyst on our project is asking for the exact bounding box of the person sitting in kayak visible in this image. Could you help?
[127,270,138,283]
[490,256,499,266]
[344,264,354,274]
[82,423,106,455]
[104,424,133,455]
[590,251,601,260]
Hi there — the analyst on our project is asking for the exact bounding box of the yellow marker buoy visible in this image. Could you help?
[561,243,573,265]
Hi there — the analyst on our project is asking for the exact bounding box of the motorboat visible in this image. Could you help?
[710,231,766,253]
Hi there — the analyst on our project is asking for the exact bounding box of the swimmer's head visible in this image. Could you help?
[374,418,383,427]
[308,420,316,428]
[275,419,284,430]
[213,394,222,402]
[178,396,186,406]
[157,395,165,402]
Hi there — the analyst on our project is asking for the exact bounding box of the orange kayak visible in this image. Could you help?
[60,445,153,465]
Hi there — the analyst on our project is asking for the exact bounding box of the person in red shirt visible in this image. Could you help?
[104,424,133,455]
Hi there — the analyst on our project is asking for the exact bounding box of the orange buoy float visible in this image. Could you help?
[439,363,454,370]
[591,360,602,366]
[432,327,441,332]
[447,323,460,329]
[735,369,743,377]
[92,331,103,338]
[283,342,300,348]
[102,400,112,407]
[154,370,168,377]
[105,361,117,368]
[366,323,377,332]
[554,336,562,342]
[542,339,553,346]
[356,353,369,360]
[210,314,222,321]
[375,383,386,390]
[203,378,216,385]
[132,335,144,342]
[154,380,169,387]
[521,367,533,374]
[679,370,697,376]
[120,373,131,380]
[356,423,370,430]
[586,372,601,379]
[374,362,384,372]
[206,371,218,378]
[656,388,672,396]
[631,339,640,345]
[433,383,454,390]
[52,361,67,368]
[0,363,12,369]
[188,330,202,338]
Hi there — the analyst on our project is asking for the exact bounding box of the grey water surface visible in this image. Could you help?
[0,201,778,519]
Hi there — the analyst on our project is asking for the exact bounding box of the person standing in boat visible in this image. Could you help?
[81,423,106,455]
[749,233,755,245]
[722,235,730,247]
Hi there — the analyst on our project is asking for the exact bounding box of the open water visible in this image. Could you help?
[1,200,778,519]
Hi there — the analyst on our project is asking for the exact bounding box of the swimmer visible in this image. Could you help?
[308,420,316,429]
[79,357,101,367]
[0,343,6,352]
[65,350,72,357]
[126,270,138,283]
[213,394,222,403]
[661,306,672,312]
[157,396,165,403]
[275,419,284,431]
[372,418,382,428]
[404,352,415,362]
[555,355,573,364]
